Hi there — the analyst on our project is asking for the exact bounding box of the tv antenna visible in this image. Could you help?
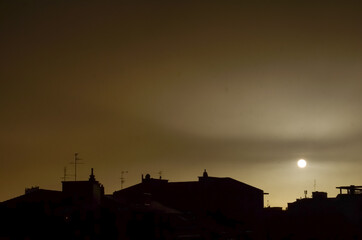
[70,153,83,181]
[120,171,128,189]
[61,167,71,182]
[158,170,163,179]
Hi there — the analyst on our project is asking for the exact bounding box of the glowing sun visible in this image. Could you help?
[297,159,307,168]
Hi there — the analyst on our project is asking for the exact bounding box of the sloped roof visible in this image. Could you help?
[2,189,63,207]
[114,175,263,196]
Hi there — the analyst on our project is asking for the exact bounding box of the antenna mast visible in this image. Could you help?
[70,153,83,181]
[61,167,70,182]
[158,170,163,179]
[120,171,128,189]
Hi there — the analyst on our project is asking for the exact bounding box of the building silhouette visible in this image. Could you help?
[113,170,264,223]
[0,169,117,240]
[62,168,105,205]
[1,169,361,240]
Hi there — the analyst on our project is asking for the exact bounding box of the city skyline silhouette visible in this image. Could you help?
[1,168,361,239]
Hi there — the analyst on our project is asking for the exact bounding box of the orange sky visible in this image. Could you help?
[1,0,362,207]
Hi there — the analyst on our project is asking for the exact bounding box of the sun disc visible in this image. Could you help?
[297,159,307,168]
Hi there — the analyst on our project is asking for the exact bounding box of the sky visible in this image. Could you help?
[1,0,362,207]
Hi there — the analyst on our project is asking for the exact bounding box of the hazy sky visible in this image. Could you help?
[1,0,362,207]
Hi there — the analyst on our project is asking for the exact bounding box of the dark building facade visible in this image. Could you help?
[113,170,265,223]
[285,186,362,240]
[62,168,105,205]
[0,169,116,240]
[2,169,267,240]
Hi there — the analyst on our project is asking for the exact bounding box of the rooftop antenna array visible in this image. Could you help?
[70,153,83,181]
[120,171,128,190]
